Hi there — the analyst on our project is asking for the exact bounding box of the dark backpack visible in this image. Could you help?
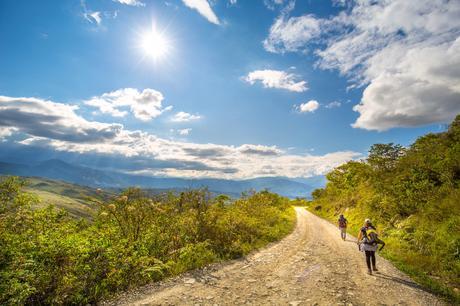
[339,217,347,227]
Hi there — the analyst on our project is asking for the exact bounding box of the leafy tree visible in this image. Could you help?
[367,143,406,171]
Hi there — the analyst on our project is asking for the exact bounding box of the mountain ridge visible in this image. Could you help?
[0,159,322,198]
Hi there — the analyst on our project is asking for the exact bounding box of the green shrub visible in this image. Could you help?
[0,177,295,305]
[171,241,217,274]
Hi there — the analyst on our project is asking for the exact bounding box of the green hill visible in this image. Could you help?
[1,176,114,219]
[308,115,460,303]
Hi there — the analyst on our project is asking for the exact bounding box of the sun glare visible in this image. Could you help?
[140,25,170,61]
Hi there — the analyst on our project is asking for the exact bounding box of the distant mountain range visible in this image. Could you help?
[0,159,325,198]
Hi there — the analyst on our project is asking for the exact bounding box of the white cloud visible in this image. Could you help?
[84,11,102,25]
[296,100,319,113]
[238,144,283,156]
[181,0,220,25]
[264,14,321,53]
[119,149,360,179]
[331,0,349,7]
[244,69,307,92]
[0,127,16,140]
[90,12,102,25]
[171,111,202,122]
[264,0,288,10]
[325,101,341,109]
[264,0,460,130]
[81,0,104,26]
[85,88,170,121]
[0,96,122,143]
[113,0,145,6]
[178,128,192,135]
[0,95,361,179]
[351,38,460,130]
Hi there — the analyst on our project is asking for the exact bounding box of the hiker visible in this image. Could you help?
[357,218,375,242]
[358,219,385,275]
[338,214,348,240]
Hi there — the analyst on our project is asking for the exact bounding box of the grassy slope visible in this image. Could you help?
[1,176,298,305]
[16,176,113,218]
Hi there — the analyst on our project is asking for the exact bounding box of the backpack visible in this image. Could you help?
[365,230,384,246]
[338,217,347,228]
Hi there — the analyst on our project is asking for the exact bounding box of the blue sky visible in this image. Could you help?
[0,0,459,179]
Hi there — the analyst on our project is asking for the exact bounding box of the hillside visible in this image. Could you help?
[20,177,114,218]
[0,178,296,304]
[0,160,319,198]
[308,115,460,303]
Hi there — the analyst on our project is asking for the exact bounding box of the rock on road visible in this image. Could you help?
[107,207,444,306]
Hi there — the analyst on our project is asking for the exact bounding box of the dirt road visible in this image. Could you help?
[108,207,444,306]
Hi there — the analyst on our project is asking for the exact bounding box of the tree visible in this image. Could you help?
[367,143,406,171]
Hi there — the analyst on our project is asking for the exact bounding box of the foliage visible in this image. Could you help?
[0,179,295,305]
[308,115,460,303]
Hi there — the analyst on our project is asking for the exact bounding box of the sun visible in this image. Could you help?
[139,25,170,61]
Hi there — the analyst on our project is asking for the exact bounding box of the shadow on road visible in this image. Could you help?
[375,273,427,292]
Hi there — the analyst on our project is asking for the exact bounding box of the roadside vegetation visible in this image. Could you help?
[0,178,295,305]
[308,115,460,303]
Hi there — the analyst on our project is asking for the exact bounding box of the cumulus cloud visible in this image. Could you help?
[85,88,171,121]
[264,14,321,53]
[296,100,319,113]
[181,0,220,25]
[171,111,202,122]
[0,96,122,143]
[0,94,360,179]
[113,0,145,6]
[350,37,460,130]
[244,69,307,92]
[264,0,460,130]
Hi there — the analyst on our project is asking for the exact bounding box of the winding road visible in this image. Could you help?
[108,207,444,306]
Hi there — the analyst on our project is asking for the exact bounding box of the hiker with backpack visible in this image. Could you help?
[357,218,375,243]
[338,214,348,240]
[358,219,385,275]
